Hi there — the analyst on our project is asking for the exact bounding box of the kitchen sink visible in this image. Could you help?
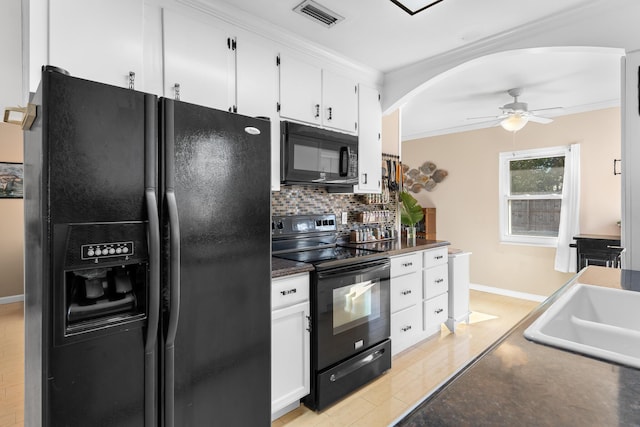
[524,283,640,368]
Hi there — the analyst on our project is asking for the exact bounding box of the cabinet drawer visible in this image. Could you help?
[423,247,448,269]
[391,252,421,277]
[390,271,421,313]
[424,263,448,299]
[424,293,448,331]
[391,305,421,355]
[272,273,309,310]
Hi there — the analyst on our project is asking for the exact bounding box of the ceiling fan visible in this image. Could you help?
[469,88,562,132]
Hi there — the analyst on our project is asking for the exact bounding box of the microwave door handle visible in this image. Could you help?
[339,147,349,177]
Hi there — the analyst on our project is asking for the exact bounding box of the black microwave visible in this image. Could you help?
[280,121,358,187]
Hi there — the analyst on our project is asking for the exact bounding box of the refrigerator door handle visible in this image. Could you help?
[144,93,160,427]
[165,189,181,427]
[144,188,160,427]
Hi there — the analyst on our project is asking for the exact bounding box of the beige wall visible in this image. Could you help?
[0,122,24,298]
[403,107,621,297]
[382,109,401,156]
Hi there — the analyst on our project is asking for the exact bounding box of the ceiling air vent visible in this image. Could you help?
[293,0,344,28]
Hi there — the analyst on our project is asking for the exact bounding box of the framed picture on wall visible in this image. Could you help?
[0,162,23,198]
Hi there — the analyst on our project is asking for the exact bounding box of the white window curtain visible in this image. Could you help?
[554,144,581,273]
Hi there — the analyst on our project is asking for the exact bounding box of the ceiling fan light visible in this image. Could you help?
[500,114,529,132]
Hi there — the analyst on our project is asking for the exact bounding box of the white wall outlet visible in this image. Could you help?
[341,212,348,224]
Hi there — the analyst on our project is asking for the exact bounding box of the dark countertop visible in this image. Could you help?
[395,266,640,426]
[271,257,314,278]
[574,233,621,241]
[271,238,450,278]
[339,238,450,256]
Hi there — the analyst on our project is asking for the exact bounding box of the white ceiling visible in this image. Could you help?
[206,0,634,138]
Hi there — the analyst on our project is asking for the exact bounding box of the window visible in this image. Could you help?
[499,146,571,246]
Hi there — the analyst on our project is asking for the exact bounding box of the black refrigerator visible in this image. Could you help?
[24,66,272,426]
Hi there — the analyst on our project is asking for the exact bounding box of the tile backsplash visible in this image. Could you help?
[272,184,398,236]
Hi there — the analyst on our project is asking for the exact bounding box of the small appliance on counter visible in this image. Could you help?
[272,214,391,410]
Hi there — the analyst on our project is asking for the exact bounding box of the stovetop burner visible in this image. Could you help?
[275,245,381,264]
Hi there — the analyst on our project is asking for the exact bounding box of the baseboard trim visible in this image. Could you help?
[0,294,24,305]
[469,284,547,303]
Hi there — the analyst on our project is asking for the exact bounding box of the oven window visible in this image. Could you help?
[332,279,380,335]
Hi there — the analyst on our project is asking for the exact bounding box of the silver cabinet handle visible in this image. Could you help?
[306,315,312,332]
[401,325,412,332]
[435,308,444,314]
[435,278,444,284]
[128,71,136,90]
[280,288,297,296]
[327,106,333,120]
[173,83,180,101]
[314,104,320,118]
[434,255,444,260]
[401,289,412,295]
[402,262,413,267]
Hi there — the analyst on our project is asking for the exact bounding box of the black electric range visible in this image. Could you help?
[272,213,392,411]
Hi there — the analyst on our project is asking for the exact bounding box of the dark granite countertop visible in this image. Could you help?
[395,266,640,426]
[271,257,314,278]
[340,238,450,256]
[574,233,621,241]
[272,239,450,279]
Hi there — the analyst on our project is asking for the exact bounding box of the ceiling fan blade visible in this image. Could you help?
[529,106,564,114]
[527,115,553,124]
[467,114,507,121]
[464,118,503,127]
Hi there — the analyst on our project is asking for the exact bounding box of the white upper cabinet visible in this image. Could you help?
[322,70,358,134]
[49,0,143,89]
[162,9,234,111]
[278,54,358,134]
[355,84,382,193]
[1,0,23,107]
[278,54,322,126]
[236,38,278,118]
[235,36,280,191]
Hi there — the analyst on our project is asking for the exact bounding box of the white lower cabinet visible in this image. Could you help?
[391,304,421,355]
[390,253,422,356]
[423,293,448,335]
[423,247,449,336]
[271,273,310,420]
[390,246,450,355]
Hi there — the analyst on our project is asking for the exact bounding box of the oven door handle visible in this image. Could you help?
[329,348,386,383]
[316,260,389,279]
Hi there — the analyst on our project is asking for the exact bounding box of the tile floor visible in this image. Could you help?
[0,290,537,427]
[272,291,538,427]
[0,302,24,427]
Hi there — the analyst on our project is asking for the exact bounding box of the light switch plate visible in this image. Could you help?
[341,212,348,224]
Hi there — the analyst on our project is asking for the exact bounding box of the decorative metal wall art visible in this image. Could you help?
[403,161,448,193]
[0,162,23,198]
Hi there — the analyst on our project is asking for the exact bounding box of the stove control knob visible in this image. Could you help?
[87,249,95,257]
[108,248,116,255]
[95,248,102,256]
[116,247,122,254]
[122,247,129,254]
